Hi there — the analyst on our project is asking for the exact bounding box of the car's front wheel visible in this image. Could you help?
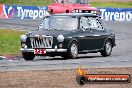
[22,52,35,60]
[63,41,78,59]
[101,40,112,57]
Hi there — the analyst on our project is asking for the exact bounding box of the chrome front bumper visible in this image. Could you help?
[20,48,67,53]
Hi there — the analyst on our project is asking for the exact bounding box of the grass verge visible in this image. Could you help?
[0,0,52,6]
[0,29,25,55]
[91,2,132,8]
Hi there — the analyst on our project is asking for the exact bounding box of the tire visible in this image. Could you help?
[101,39,112,57]
[76,75,87,85]
[22,52,35,60]
[62,41,78,59]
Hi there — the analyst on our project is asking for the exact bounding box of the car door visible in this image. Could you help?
[88,17,108,50]
[77,16,95,51]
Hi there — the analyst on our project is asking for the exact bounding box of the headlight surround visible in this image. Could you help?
[73,9,82,13]
[57,34,64,42]
[20,35,27,42]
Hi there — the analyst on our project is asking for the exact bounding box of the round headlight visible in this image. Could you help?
[76,10,79,13]
[73,10,79,13]
[79,10,82,13]
[57,34,64,42]
[20,35,27,42]
[91,11,97,14]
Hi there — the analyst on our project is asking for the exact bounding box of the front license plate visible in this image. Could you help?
[34,49,46,55]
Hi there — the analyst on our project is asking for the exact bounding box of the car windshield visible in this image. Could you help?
[66,0,88,4]
[40,16,78,31]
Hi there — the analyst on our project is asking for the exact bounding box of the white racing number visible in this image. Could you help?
[89,20,98,28]
[89,19,103,30]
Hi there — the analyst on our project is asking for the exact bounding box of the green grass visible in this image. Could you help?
[0,29,25,55]
[0,0,52,6]
[0,0,132,7]
[91,2,132,8]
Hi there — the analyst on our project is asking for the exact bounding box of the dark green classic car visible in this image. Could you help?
[20,13,116,60]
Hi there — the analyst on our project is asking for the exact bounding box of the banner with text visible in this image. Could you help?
[0,4,132,21]
[0,4,7,18]
[100,8,132,21]
[0,4,48,19]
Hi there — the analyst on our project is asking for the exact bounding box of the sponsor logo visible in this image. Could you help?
[7,6,15,18]
[1,5,132,21]
[100,9,132,21]
[76,66,131,85]
[0,4,8,18]
[17,6,48,19]
[4,5,48,19]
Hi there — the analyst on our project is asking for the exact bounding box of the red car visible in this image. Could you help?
[48,0,99,14]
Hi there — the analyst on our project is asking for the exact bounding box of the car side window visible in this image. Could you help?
[88,17,104,31]
[80,17,89,31]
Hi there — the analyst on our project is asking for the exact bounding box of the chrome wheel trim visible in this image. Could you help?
[106,42,112,54]
[71,44,78,57]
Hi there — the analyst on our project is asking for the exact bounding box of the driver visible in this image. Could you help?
[55,0,64,3]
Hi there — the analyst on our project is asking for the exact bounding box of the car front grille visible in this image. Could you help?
[30,36,53,48]
[82,10,91,13]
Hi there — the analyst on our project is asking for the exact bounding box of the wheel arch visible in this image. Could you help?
[103,37,113,49]
[68,39,79,49]
[62,39,79,59]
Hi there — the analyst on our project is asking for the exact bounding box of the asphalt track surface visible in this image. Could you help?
[0,19,132,71]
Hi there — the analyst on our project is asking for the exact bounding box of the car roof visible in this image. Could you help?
[49,13,98,17]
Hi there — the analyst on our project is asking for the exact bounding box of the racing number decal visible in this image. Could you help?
[89,20,97,28]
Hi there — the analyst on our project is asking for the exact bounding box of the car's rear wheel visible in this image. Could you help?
[101,39,112,57]
[22,52,35,60]
[63,41,78,59]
